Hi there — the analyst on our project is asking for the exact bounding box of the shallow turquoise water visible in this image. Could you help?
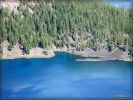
[0,52,132,98]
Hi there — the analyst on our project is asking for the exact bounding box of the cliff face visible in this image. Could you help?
[0,0,20,12]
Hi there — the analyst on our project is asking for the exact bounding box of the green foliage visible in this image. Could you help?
[0,0,132,54]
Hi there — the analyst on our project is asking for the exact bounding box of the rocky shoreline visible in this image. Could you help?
[74,48,132,62]
[0,41,132,62]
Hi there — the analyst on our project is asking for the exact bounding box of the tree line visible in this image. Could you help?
[0,0,133,56]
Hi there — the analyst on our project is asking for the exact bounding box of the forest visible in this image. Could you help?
[0,0,133,56]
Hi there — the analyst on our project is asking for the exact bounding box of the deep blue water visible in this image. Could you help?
[0,52,132,98]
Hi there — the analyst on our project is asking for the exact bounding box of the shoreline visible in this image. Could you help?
[1,49,132,62]
[0,41,132,62]
[76,58,132,62]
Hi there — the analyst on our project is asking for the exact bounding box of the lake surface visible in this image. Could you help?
[0,52,132,98]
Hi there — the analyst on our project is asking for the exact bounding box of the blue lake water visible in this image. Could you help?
[0,52,132,98]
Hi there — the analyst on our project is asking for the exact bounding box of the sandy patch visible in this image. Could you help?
[1,41,55,59]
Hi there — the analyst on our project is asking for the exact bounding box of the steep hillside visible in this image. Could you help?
[0,0,133,58]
